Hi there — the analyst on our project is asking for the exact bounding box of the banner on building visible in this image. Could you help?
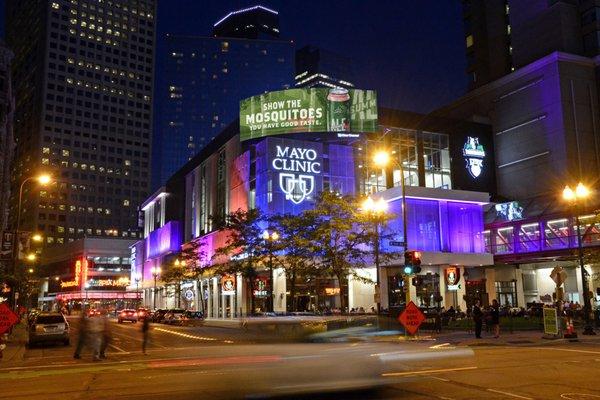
[0,232,13,259]
[222,274,236,296]
[445,267,461,291]
[240,88,378,141]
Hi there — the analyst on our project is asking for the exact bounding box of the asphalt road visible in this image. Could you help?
[1,318,599,400]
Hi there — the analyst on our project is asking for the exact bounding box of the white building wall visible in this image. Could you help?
[348,267,376,311]
[273,268,287,312]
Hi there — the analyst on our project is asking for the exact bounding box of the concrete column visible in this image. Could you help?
[273,268,287,312]
[515,268,525,307]
[207,279,213,318]
[236,273,246,316]
[212,277,219,318]
[380,266,389,310]
[485,268,497,304]
[455,279,467,311]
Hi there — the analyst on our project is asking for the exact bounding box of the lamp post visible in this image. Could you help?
[262,230,279,313]
[134,273,141,307]
[362,197,388,314]
[12,175,53,275]
[562,183,596,335]
[373,150,410,307]
[151,266,161,310]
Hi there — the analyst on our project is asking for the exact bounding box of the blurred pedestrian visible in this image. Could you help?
[98,309,111,359]
[73,312,89,359]
[491,299,500,338]
[87,313,104,361]
[142,314,150,355]
[472,300,483,339]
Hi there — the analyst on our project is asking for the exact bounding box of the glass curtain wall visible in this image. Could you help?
[357,127,451,195]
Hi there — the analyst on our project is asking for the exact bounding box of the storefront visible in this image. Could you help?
[134,88,496,317]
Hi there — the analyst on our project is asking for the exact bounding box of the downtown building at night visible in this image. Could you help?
[6,0,156,247]
[152,5,293,188]
[131,87,500,317]
[435,0,600,309]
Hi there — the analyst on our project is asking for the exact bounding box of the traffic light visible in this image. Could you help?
[403,250,422,274]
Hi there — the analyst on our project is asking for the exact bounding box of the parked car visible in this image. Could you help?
[29,313,70,346]
[180,311,204,326]
[117,309,138,323]
[136,308,150,321]
[163,309,186,325]
[151,309,168,323]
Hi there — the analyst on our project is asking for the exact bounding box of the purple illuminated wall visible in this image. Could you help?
[146,220,182,259]
[381,198,485,253]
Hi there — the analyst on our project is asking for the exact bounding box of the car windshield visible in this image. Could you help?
[36,315,65,324]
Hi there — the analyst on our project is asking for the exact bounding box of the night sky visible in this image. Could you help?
[0,0,468,113]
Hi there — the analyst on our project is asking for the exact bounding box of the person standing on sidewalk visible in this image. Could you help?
[141,314,150,355]
[472,300,483,339]
[98,309,111,359]
[491,299,500,338]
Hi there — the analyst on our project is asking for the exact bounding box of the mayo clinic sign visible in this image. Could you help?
[272,145,322,204]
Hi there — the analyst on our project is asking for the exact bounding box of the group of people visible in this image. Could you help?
[73,309,151,361]
[471,299,500,339]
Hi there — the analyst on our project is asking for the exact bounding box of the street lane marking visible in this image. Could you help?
[382,366,477,377]
[108,343,128,353]
[154,327,227,343]
[487,389,533,399]
[430,376,450,382]
[530,347,600,355]
[561,394,600,399]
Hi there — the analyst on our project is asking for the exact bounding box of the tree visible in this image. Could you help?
[212,208,268,315]
[304,191,376,312]
[180,239,207,313]
[269,213,318,312]
[160,259,188,309]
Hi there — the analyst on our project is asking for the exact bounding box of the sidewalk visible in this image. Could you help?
[1,323,27,365]
[421,329,600,347]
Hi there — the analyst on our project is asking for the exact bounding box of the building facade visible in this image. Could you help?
[0,41,14,235]
[134,88,497,316]
[38,237,137,311]
[295,45,356,89]
[6,0,156,245]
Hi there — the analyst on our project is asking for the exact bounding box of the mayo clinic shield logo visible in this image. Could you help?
[462,137,486,178]
[272,144,321,205]
[279,173,315,204]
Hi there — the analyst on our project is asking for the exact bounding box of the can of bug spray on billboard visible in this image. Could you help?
[327,88,351,132]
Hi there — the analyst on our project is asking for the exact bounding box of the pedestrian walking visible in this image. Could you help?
[98,309,111,359]
[472,300,483,339]
[73,312,89,359]
[142,314,150,355]
[87,313,104,361]
[491,299,500,338]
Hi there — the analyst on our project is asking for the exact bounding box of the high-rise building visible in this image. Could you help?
[0,41,14,233]
[152,6,293,188]
[441,0,600,199]
[462,0,599,90]
[295,45,356,89]
[7,0,156,245]
[212,5,280,39]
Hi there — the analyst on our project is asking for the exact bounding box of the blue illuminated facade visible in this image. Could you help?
[152,34,294,189]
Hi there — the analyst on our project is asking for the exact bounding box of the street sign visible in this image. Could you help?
[543,307,558,336]
[0,303,19,335]
[389,241,405,247]
[398,301,426,335]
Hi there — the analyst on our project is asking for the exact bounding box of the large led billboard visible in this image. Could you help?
[240,88,378,141]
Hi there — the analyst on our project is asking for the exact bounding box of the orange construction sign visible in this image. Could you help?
[398,301,426,335]
[0,303,19,335]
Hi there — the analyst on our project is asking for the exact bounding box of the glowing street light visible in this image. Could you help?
[362,197,389,314]
[151,266,161,309]
[26,253,36,262]
[31,234,43,242]
[37,174,52,185]
[373,150,391,168]
[561,182,595,335]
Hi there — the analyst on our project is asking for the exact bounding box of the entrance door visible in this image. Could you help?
[465,279,488,309]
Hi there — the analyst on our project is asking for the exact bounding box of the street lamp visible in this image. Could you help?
[31,234,43,242]
[562,182,595,335]
[84,281,90,310]
[134,272,142,305]
[151,266,161,310]
[26,253,36,262]
[372,150,411,307]
[362,196,388,314]
[13,174,53,276]
[262,230,279,313]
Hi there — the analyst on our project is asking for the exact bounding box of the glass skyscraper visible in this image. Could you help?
[152,6,294,188]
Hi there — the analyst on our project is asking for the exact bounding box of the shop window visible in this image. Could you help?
[495,281,516,307]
